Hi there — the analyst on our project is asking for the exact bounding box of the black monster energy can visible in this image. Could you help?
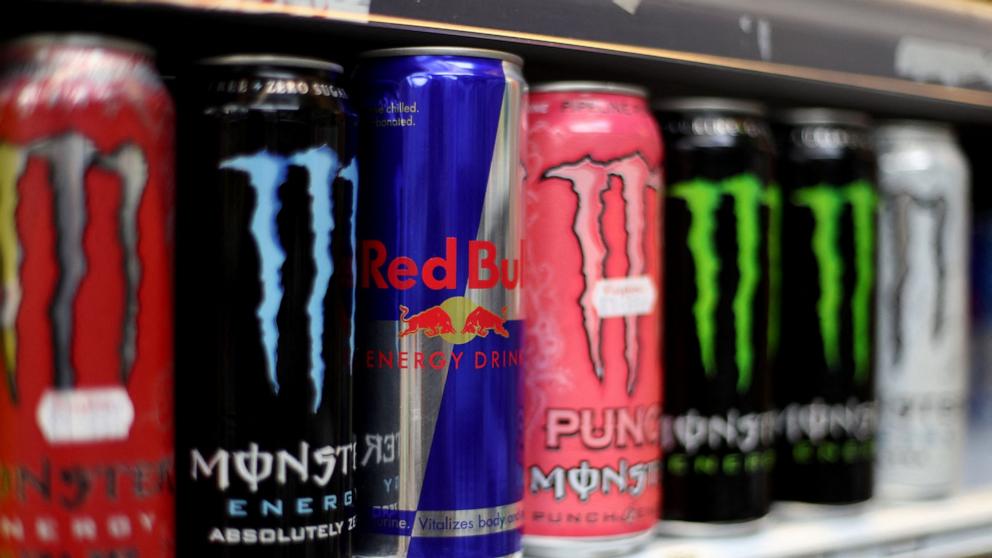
[176,55,359,556]
[655,98,777,531]
[774,108,878,509]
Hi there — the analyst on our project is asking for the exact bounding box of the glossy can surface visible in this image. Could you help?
[656,100,776,525]
[774,110,878,505]
[0,35,175,556]
[176,56,358,556]
[523,85,663,553]
[875,122,969,500]
[353,50,525,558]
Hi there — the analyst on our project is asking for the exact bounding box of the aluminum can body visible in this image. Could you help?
[0,34,175,556]
[175,55,358,557]
[353,48,526,558]
[875,122,970,500]
[774,110,878,505]
[523,83,663,555]
[656,99,776,525]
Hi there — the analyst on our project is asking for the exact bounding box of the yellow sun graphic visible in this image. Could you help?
[439,296,479,345]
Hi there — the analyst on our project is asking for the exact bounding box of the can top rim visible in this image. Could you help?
[359,47,523,67]
[3,33,153,57]
[652,97,767,116]
[199,54,344,73]
[777,108,871,128]
[531,81,647,97]
[876,119,954,139]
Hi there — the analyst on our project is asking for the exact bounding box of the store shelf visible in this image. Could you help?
[642,426,992,557]
[14,0,992,122]
[351,0,992,101]
[635,488,992,558]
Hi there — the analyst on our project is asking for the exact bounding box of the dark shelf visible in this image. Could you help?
[12,0,992,122]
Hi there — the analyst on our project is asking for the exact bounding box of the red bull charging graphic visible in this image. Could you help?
[399,303,509,339]
[353,48,525,558]
[523,83,662,557]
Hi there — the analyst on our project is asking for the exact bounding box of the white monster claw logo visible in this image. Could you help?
[541,153,659,394]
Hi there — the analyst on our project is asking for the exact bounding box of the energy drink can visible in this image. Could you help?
[654,98,777,531]
[523,82,663,557]
[176,55,358,557]
[774,108,878,508]
[875,121,970,500]
[0,34,175,556]
[353,47,526,558]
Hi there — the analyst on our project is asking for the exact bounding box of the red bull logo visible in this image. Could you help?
[398,296,509,343]
[364,295,518,372]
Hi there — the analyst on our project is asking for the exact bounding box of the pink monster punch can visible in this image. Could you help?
[523,82,664,557]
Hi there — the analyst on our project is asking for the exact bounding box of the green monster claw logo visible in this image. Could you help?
[670,173,774,393]
[793,180,876,384]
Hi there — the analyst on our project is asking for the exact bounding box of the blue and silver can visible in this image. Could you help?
[353,47,526,558]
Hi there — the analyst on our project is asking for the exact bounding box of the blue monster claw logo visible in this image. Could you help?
[220,146,357,413]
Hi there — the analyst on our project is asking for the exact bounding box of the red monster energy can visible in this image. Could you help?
[0,35,175,556]
[523,82,663,557]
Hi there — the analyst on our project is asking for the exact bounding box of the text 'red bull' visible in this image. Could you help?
[360,237,521,291]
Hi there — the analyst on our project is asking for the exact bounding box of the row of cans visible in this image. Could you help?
[526,95,969,548]
[0,33,972,558]
[657,103,969,527]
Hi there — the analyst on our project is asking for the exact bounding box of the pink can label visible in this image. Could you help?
[523,90,663,538]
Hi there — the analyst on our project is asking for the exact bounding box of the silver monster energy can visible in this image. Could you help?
[875,121,970,500]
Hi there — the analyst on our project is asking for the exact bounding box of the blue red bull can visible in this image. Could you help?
[353,47,526,558]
